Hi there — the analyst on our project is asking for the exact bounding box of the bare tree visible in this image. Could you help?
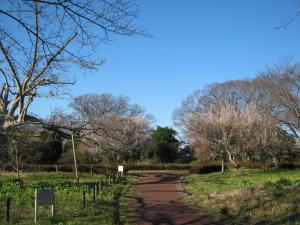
[187,105,246,173]
[71,94,153,162]
[186,104,282,174]
[276,1,300,29]
[255,62,300,138]
[0,0,148,129]
[173,79,268,136]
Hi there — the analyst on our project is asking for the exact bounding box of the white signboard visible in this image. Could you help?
[118,165,124,172]
[35,189,55,223]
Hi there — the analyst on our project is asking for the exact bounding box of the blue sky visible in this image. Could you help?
[30,0,300,128]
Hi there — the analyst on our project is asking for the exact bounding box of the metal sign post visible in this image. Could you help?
[34,188,55,223]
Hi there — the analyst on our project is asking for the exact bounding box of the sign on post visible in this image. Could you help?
[35,188,55,223]
[118,165,124,178]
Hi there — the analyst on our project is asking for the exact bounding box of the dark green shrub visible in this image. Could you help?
[275,178,292,187]
[279,163,300,169]
[264,178,293,189]
[294,179,300,186]
[189,164,222,174]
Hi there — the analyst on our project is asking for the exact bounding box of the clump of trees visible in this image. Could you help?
[11,129,63,164]
[143,126,181,163]
[174,62,299,174]
[0,123,64,178]
[52,101,186,164]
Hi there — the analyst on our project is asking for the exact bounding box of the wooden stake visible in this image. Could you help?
[98,180,102,191]
[6,198,11,222]
[82,191,86,209]
[92,185,96,203]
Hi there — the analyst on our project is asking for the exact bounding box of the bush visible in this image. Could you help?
[278,162,300,169]
[264,178,293,189]
[188,164,222,174]
[294,179,300,186]
[275,178,292,187]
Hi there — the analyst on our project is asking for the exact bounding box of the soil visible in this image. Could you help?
[127,172,223,225]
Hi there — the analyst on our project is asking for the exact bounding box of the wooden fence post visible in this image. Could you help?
[96,182,100,195]
[92,185,96,203]
[6,198,11,222]
[99,180,102,190]
[82,191,86,209]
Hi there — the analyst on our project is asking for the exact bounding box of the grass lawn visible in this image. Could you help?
[0,172,133,225]
[184,169,300,225]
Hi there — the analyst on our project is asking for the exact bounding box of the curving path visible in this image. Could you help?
[127,173,222,225]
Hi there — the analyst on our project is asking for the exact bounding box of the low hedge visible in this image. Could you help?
[188,164,222,174]
[124,163,222,174]
[2,162,299,175]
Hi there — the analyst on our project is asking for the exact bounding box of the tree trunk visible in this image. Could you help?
[221,158,225,173]
[273,157,279,168]
[261,160,266,172]
[71,133,79,184]
[237,165,244,175]
[15,142,19,178]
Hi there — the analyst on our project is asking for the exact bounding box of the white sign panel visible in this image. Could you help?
[118,165,124,172]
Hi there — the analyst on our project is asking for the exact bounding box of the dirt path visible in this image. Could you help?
[127,173,221,225]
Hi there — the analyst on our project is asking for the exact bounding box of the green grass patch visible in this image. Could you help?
[185,169,300,224]
[0,172,133,225]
